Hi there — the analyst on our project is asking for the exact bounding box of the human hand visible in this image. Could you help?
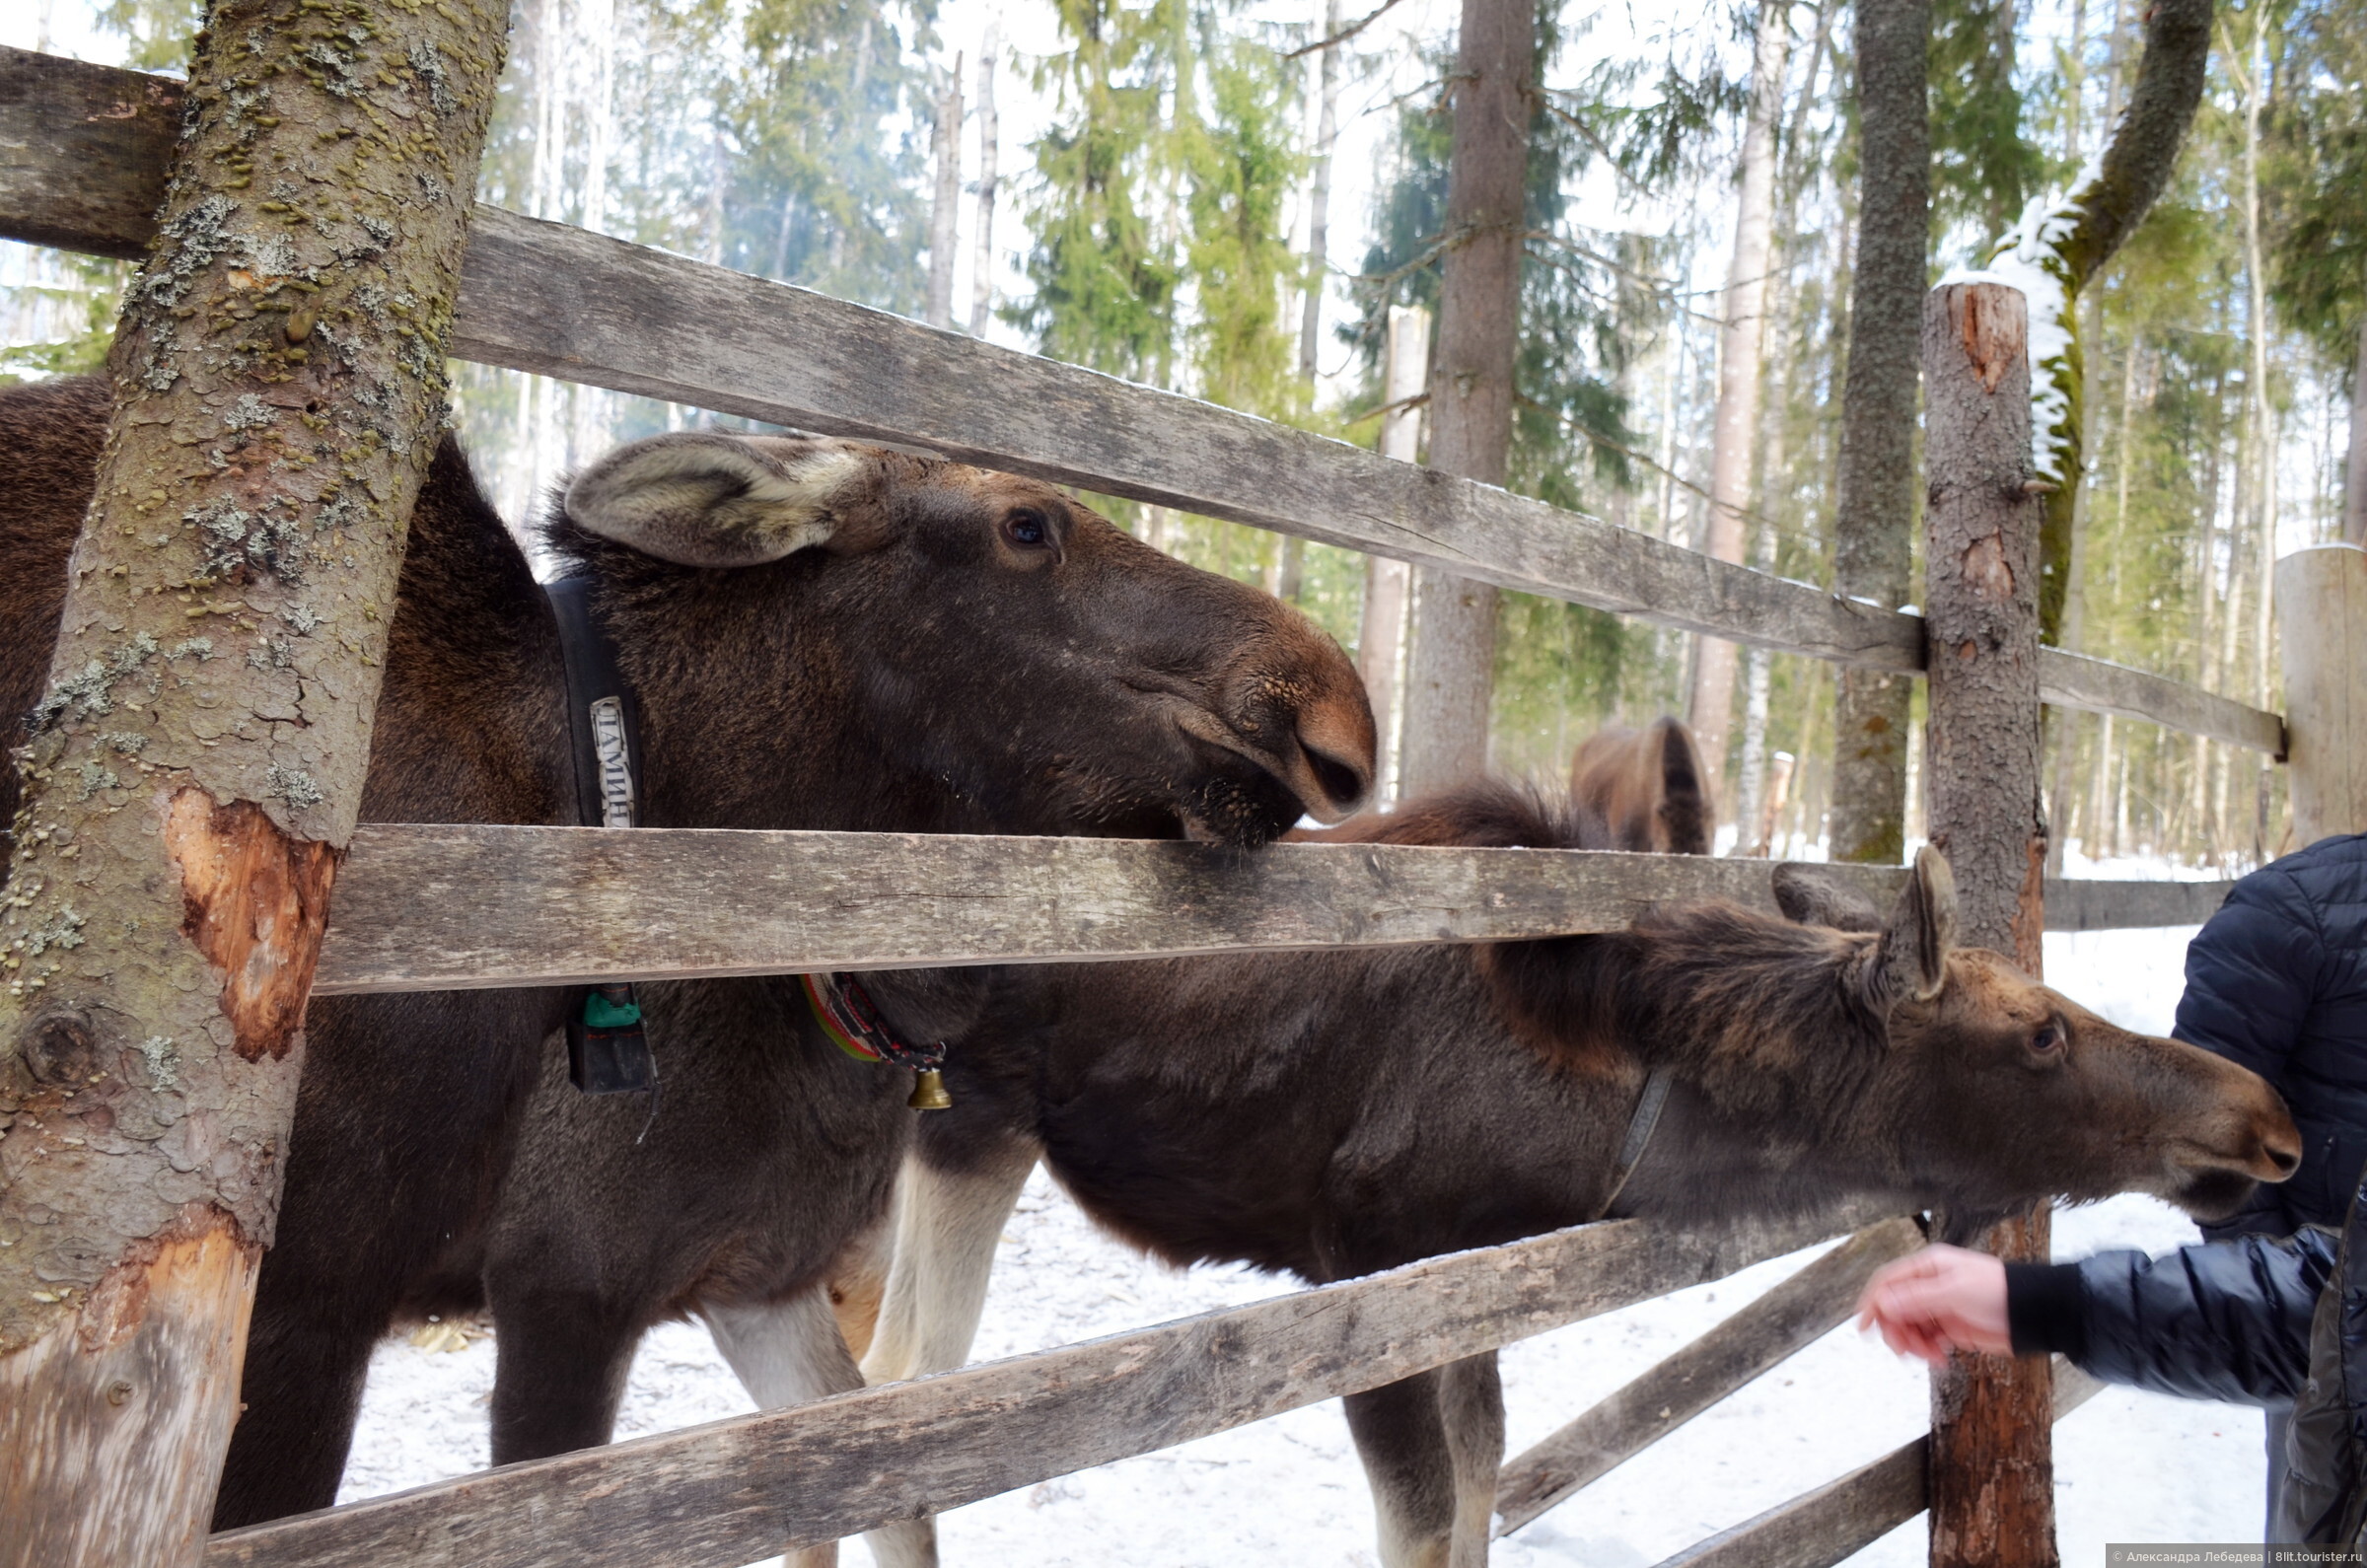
[1853,1245,2012,1367]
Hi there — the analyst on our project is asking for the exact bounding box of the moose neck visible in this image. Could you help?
[1493,909,1922,1226]
[594,555,972,836]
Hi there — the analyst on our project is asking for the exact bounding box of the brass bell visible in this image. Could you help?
[907,1067,953,1111]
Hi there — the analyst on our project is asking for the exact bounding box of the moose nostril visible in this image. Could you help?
[2265,1136,2302,1178]
[1301,742,1368,809]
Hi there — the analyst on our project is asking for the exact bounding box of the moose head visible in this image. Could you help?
[551,432,1377,847]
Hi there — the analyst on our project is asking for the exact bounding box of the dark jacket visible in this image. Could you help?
[2007,1181,2367,1543]
[2178,832,2367,1237]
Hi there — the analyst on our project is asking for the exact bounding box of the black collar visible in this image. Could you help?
[545,575,642,829]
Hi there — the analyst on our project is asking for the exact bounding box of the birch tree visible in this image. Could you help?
[1684,0,1791,804]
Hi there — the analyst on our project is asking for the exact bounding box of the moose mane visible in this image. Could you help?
[1293,778,1614,850]
[1308,782,1888,1099]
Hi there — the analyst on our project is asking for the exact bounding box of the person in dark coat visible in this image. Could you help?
[2177,832,2367,1240]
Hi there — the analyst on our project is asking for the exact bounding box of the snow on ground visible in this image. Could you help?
[343,923,2269,1564]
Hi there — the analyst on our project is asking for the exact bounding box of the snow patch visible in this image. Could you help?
[1939,161,2105,489]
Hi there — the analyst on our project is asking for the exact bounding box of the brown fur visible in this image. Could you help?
[1568,716,1712,854]
[0,377,1375,1527]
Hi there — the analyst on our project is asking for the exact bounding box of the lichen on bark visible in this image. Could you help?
[0,0,506,1506]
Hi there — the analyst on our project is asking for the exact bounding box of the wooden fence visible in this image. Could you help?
[0,40,2327,1568]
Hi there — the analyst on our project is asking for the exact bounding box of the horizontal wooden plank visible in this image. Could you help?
[2041,647,2284,754]
[1495,1217,1926,1535]
[309,828,2223,995]
[307,827,1893,993]
[0,48,2285,750]
[205,1205,1882,1568]
[1649,1361,2103,1568]
[0,45,175,259]
[2042,876,2232,932]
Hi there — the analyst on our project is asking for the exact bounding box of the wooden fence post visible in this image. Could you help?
[1919,279,2055,1567]
[2275,542,2367,845]
[0,3,506,1561]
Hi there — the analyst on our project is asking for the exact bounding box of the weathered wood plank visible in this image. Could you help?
[205,1206,1880,1568]
[2040,646,2283,755]
[0,48,2286,751]
[305,828,2222,995]
[1649,1362,2103,1568]
[2041,876,2231,932]
[0,45,176,259]
[1494,1218,1926,1535]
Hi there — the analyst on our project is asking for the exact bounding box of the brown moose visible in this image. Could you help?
[0,376,1375,1532]
[475,773,2295,1568]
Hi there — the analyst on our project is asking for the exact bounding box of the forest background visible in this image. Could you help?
[3,0,2360,871]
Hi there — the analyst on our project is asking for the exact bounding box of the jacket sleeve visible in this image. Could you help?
[2004,1228,2338,1406]
[2175,867,2328,1084]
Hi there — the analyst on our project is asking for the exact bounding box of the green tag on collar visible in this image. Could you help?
[582,989,643,1030]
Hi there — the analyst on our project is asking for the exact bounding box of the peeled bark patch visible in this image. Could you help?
[164,790,337,1062]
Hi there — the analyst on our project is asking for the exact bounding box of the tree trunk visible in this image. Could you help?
[1364,305,1429,805]
[1829,0,1930,867]
[1979,0,2210,644]
[1399,0,1531,796]
[1684,0,1791,802]
[0,1,507,1560]
[2347,314,2367,546]
[927,57,964,330]
[1921,281,2054,1568]
[970,31,998,336]
[1297,0,1341,383]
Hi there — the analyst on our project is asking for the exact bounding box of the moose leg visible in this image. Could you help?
[861,1133,1040,1385]
[1437,1351,1506,1565]
[486,1288,642,1464]
[1343,1352,1504,1568]
[209,1277,384,1527]
[705,1288,937,1568]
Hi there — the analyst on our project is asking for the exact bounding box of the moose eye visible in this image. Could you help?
[1002,509,1051,548]
[2031,1022,2064,1055]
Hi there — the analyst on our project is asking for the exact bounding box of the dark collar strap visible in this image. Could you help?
[545,576,640,830]
[1596,1064,1676,1221]
[547,576,656,1101]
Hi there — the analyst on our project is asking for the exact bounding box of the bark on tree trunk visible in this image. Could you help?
[969,32,998,337]
[1921,281,2055,1568]
[0,0,506,1558]
[1684,0,1791,803]
[1829,0,1930,867]
[1398,0,1530,797]
[927,57,963,330]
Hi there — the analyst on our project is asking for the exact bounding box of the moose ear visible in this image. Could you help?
[1649,718,1712,856]
[1867,845,1958,1010]
[1770,864,1883,932]
[565,434,868,567]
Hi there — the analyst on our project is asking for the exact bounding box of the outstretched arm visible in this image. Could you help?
[1858,1233,2337,1407]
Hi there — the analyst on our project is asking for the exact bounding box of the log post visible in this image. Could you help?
[1919,280,2055,1567]
[0,0,506,1560]
[2274,542,2367,844]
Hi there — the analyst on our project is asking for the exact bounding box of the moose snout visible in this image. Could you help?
[2255,1116,2303,1181]
[1215,658,1376,824]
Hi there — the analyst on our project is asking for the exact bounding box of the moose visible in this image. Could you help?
[1567,715,1713,855]
[0,375,1376,1532]
[466,768,2296,1568]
